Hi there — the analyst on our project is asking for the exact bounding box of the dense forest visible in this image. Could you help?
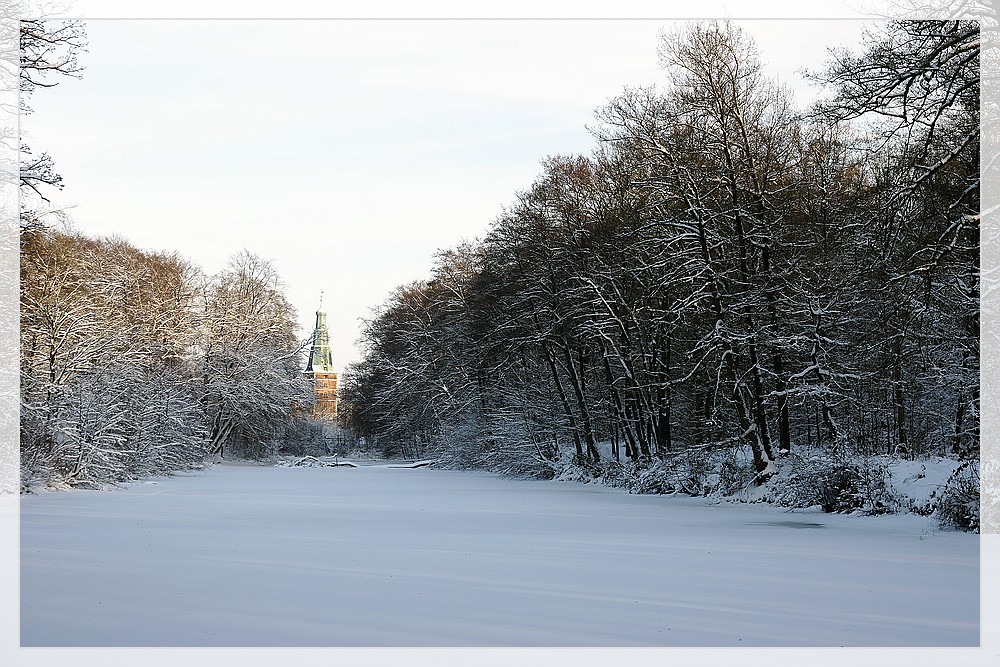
[339,21,980,519]
[19,232,323,486]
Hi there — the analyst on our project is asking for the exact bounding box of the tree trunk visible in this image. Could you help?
[543,342,584,462]
[562,343,599,463]
[773,351,791,454]
[603,353,639,461]
[747,341,775,464]
[891,334,908,456]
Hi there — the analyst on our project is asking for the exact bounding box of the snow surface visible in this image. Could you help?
[17,463,982,650]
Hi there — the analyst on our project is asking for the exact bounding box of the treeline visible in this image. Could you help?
[20,231,318,489]
[341,21,979,481]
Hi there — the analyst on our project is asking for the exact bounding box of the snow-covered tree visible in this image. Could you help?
[20,230,208,486]
[199,252,312,459]
[19,233,313,486]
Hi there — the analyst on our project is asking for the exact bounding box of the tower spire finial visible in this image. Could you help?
[307,295,333,373]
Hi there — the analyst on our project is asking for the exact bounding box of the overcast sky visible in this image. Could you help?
[23,13,874,369]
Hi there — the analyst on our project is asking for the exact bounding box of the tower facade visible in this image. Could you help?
[305,305,338,422]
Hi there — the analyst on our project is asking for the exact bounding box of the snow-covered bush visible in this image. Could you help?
[850,457,903,515]
[594,459,640,489]
[935,461,980,533]
[547,447,600,483]
[540,438,975,527]
[761,453,900,514]
[549,445,753,498]
[630,449,716,496]
[716,452,757,496]
[628,459,670,494]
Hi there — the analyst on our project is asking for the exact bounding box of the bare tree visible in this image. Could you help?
[17,17,86,227]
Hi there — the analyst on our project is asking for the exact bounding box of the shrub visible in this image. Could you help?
[935,461,980,532]
[630,448,716,496]
[595,460,638,489]
[716,455,757,496]
[765,454,900,514]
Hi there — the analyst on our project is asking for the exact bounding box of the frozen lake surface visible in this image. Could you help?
[20,463,979,647]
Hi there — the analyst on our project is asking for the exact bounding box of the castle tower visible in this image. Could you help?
[305,297,338,422]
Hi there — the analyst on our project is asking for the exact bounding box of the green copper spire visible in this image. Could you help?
[306,297,334,373]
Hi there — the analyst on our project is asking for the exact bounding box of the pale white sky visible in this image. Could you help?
[22,7,874,370]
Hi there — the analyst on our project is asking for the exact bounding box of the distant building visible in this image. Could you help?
[305,303,338,422]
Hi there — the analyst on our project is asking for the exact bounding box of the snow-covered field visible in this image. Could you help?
[17,462,982,651]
